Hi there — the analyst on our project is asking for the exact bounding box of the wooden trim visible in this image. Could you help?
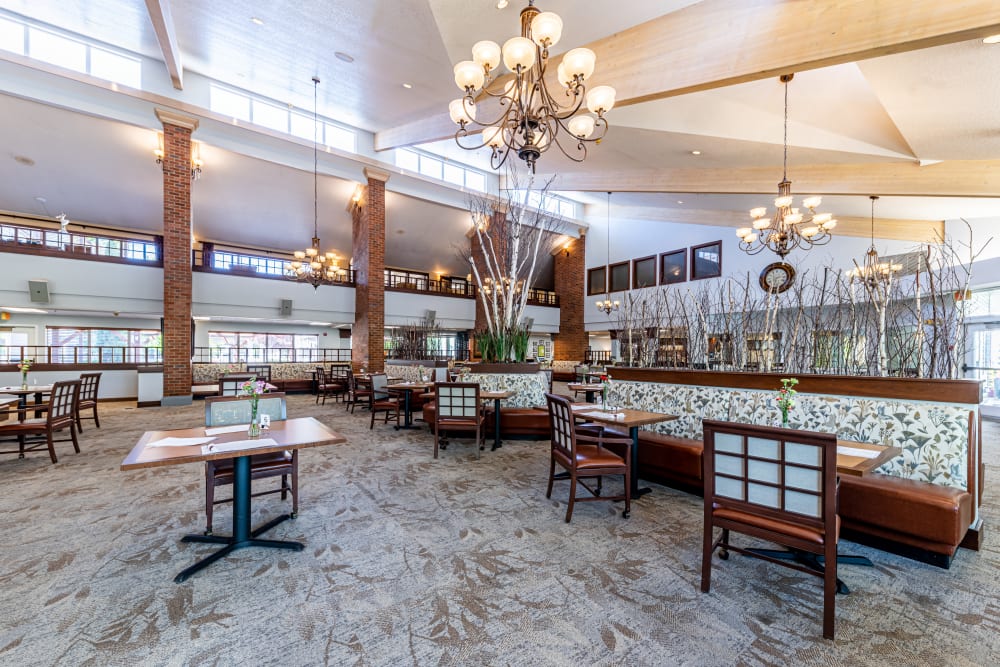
[0,241,163,267]
[587,266,607,296]
[605,367,982,405]
[0,363,149,371]
[960,518,984,551]
[632,255,657,290]
[471,362,540,374]
[659,249,687,285]
[608,261,630,293]
[690,240,722,281]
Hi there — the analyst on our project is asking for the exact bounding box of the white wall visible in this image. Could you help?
[192,271,355,323]
[0,369,137,399]
[383,291,475,330]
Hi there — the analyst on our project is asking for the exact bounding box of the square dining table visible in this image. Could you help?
[387,381,433,429]
[480,389,515,450]
[121,416,346,583]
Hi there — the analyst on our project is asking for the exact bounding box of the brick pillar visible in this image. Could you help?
[352,167,389,372]
[553,229,588,361]
[156,109,198,405]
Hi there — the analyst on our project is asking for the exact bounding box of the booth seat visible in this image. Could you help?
[421,371,550,438]
[607,376,979,567]
[551,360,581,382]
[191,362,319,393]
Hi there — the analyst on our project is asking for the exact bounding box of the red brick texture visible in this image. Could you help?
[352,173,387,372]
[161,122,193,397]
[553,232,588,360]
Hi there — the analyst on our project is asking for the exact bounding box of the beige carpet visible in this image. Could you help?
[0,393,997,666]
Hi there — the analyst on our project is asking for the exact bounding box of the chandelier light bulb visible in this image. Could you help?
[290,261,301,269]
[310,261,321,269]
[561,48,596,81]
[530,12,563,48]
[449,98,476,125]
[502,36,536,71]
[783,212,803,225]
[471,40,502,72]
[822,219,837,230]
[812,212,832,225]
[454,60,485,92]
[306,247,318,257]
[800,225,819,238]
[483,125,505,148]
[744,232,758,243]
[568,114,596,138]
[586,85,616,115]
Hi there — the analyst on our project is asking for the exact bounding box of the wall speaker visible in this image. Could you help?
[523,316,534,331]
[280,299,293,316]
[28,280,50,303]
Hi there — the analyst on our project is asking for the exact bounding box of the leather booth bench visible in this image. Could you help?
[421,369,551,438]
[607,368,984,568]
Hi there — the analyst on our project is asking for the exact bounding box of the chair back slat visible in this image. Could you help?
[79,372,101,402]
[436,383,480,418]
[47,380,80,424]
[219,373,254,396]
[545,393,576,459]
[246,364,271,381]
[205,393,287,426]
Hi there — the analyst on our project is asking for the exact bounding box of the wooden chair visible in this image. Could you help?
[368,373,400,429]
[345,371,371,413]
[218,373,254,396]
[75,372,101,431]
[0,379,80,464]
[316,367,347,405]
[246,364,271,382]
[202,393,293,535]
[544,393,632,523]
[433,382,485,460]
[701,419,840,640]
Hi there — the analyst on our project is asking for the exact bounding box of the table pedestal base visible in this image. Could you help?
[744,548,872,594]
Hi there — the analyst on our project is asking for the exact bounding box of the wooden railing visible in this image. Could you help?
[0,221,161,266]
[385,274,476,298]
[191,347,352,363]
[1,345,163,366]
[192,247,355,285]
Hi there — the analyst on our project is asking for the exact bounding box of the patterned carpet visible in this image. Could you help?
[0,392,998,666]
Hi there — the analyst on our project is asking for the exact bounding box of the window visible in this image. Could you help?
[207,331,319,363]
[210,86,251,121]
[443,163,465,186]
[690,240,722,280]
[212,250,291,277]
[419,155,443,180]
[46,326,161,363]
[252,99,289,132]
[632,256,656,289]
[659,249,687,285]
[29,28,86,73]
[89,47,141,88]
[465,171,487,193]
[0,16,24,55]
[609,261,630,293]
[385,268,429,290]
[587,267,607,296]
[396,149,420,172]
[290,112,317,140]
[325,123,356,152]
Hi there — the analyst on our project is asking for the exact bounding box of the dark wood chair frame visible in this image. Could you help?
[315,366,347,405]
[0,379,81,464]
[344,371,371,413]
[544,393,632,523]
[246,364,271,382]
[433,382,485,460]
[203,393,294,535]
[218,373,254,396]
[75,371,101,431]
[368,373,400,429]
[701,419,840,640]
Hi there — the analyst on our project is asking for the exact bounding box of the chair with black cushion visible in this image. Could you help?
[368,373,400,429]
[218,373,254,396]
[433,382,485,460]
[202,393,293,535]
[0,379,80,464]
[246,364,271,382]
[544,393,632,523]
[701,419,840,640]
[75,372,102,431]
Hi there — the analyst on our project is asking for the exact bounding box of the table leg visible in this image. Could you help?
[743,547,870,594]
[586,390,596,404]
[629,426,652,498]
[395,390,415,430]
[174,455,303,583]
[491,397,502,450]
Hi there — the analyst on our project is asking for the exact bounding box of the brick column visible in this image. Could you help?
[352,167,389,372]
[156,109,198,405]
[553,229,588,361]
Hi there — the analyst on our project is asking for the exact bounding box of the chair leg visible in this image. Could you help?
[565,472,577,523]
[622,466,631,519]
[76,411,83,432]
[45,430,58,464]
[280,474,288,500]
[433,425,440,459]
[369,408,376,430]
[205,467,215,535]
[546,457,555,498]
[823,541,837,639]
[93,405,99,429]
[290,453,299,518]
[701,525,714,593]
[69,423,80,453]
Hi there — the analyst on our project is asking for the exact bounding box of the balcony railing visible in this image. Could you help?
[1,345,163,365]
[192,246,355,285]
[526,288,559,307]
[0,221,162,266]
[385,274,476,298]
[192,347,352,364]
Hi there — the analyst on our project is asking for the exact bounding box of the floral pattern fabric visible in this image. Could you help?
[464,372,548,409]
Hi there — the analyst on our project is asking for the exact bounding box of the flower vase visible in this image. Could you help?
[248,401,261,438]
[21,373,27,390]
[780,409,789,428]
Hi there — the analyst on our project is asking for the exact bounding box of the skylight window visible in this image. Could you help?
[28,28,86,73]
[252,99,288,132]
[211,86,251,121]
[324,123,355,152]
[89,47,140,88]
[0,16,24,55]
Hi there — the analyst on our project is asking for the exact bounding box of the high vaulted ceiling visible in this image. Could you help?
[0,0,999,248]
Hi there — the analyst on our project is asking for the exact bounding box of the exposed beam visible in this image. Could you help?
[375,0,1000,151]
[144,0,184,90]
[610,206,944,244]
[534,160,1000,198]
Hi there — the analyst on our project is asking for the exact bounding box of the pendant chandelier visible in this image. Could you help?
[596,191,619,315]
[736,74,837,259]
[289,76,342,289]
[848,195,901,288]
[448,1,616,173]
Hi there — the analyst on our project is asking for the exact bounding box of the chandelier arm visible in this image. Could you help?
[532,73,586,121]
[547,134,587,162]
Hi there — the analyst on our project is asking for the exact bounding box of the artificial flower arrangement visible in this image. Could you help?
[240,375,269,437]
[17,358,32,387]
[776,377,799,426]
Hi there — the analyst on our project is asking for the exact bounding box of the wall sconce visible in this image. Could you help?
[350,184,365,209]
[154,132,204,180]
[154,133,165,164]
[563,241,572,256]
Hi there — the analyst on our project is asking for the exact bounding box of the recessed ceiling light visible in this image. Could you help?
[402,83,413,89]
[335,51,354,63]
[984,34,1000,44]
[13,155,35,166]
[690,150,702,155]
[677,200,684,205]
[497,1,509,8]
[250,17,264,25]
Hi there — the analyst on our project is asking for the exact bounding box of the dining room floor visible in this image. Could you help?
[0,393,997,666]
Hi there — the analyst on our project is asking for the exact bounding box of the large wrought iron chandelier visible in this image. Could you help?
[289,76,342,289]
[736,74,837,259]
[596,192,619,315]
[448,1,617,173]
[847,195,901,288]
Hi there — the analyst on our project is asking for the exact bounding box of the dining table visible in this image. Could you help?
[567,382,603,403]
[387,381,433,429]
[0,384,53,418]
[480,389,515,450]
[121,416,346,583]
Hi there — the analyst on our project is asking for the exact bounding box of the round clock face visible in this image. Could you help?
[759,262,795,293]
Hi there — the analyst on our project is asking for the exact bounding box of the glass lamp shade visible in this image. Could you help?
[750,207,767,219]
[803,196,822,209]
[774,195,793,208]
[310,261,321,269]
[483,125,505,148]
[502,37,537,71]
[586,85,616,114]
[783,212,804,225]
[449,98,476,125]
[293,250,306,259]
[753,218,771,230]
[800,225,819,238]
[290,261,302,270]
[530,12,563,47]
[568,114,596,138]
[561,48,596,81]
[735,227,752,239]
[454,60,485,91]
[325,252,336,260]
[821,219,837,230]
[305,248,318,257]
[471,40,502,71]
[744,232,758,243]
[812,212,832,225]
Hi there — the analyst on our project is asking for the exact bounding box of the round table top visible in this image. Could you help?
[0,385,53,394]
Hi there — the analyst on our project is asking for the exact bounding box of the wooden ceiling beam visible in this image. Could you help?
[611,206,944,244]
[534,159,1000,198]
[144,0,184,90]
[375,0,1000,151]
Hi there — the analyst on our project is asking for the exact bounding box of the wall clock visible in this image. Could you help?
[759,262,796,293]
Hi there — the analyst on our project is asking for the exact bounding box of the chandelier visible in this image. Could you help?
[848,196,901,288]
[289,76,343,289]
[596,192,619,315]
[448,1,617,173]
[736,74,837,259]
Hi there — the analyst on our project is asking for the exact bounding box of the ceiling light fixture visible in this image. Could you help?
[334,51,354,63]
[983,34,1000,44]
[736,74,836,259]
[690,150,701,155]
[449,1,617,173]
[250,17,264,25]
[596,191,620,315]
[847,195,901,289]
[497,1,509,8]
[402,83,413,89]
[288,77,343,290]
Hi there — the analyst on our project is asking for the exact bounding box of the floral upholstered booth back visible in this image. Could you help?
[464,372,548,409]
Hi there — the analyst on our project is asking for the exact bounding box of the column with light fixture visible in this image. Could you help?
[154,108,198,405]
[351,167,389,373]
[553,228,587,361]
